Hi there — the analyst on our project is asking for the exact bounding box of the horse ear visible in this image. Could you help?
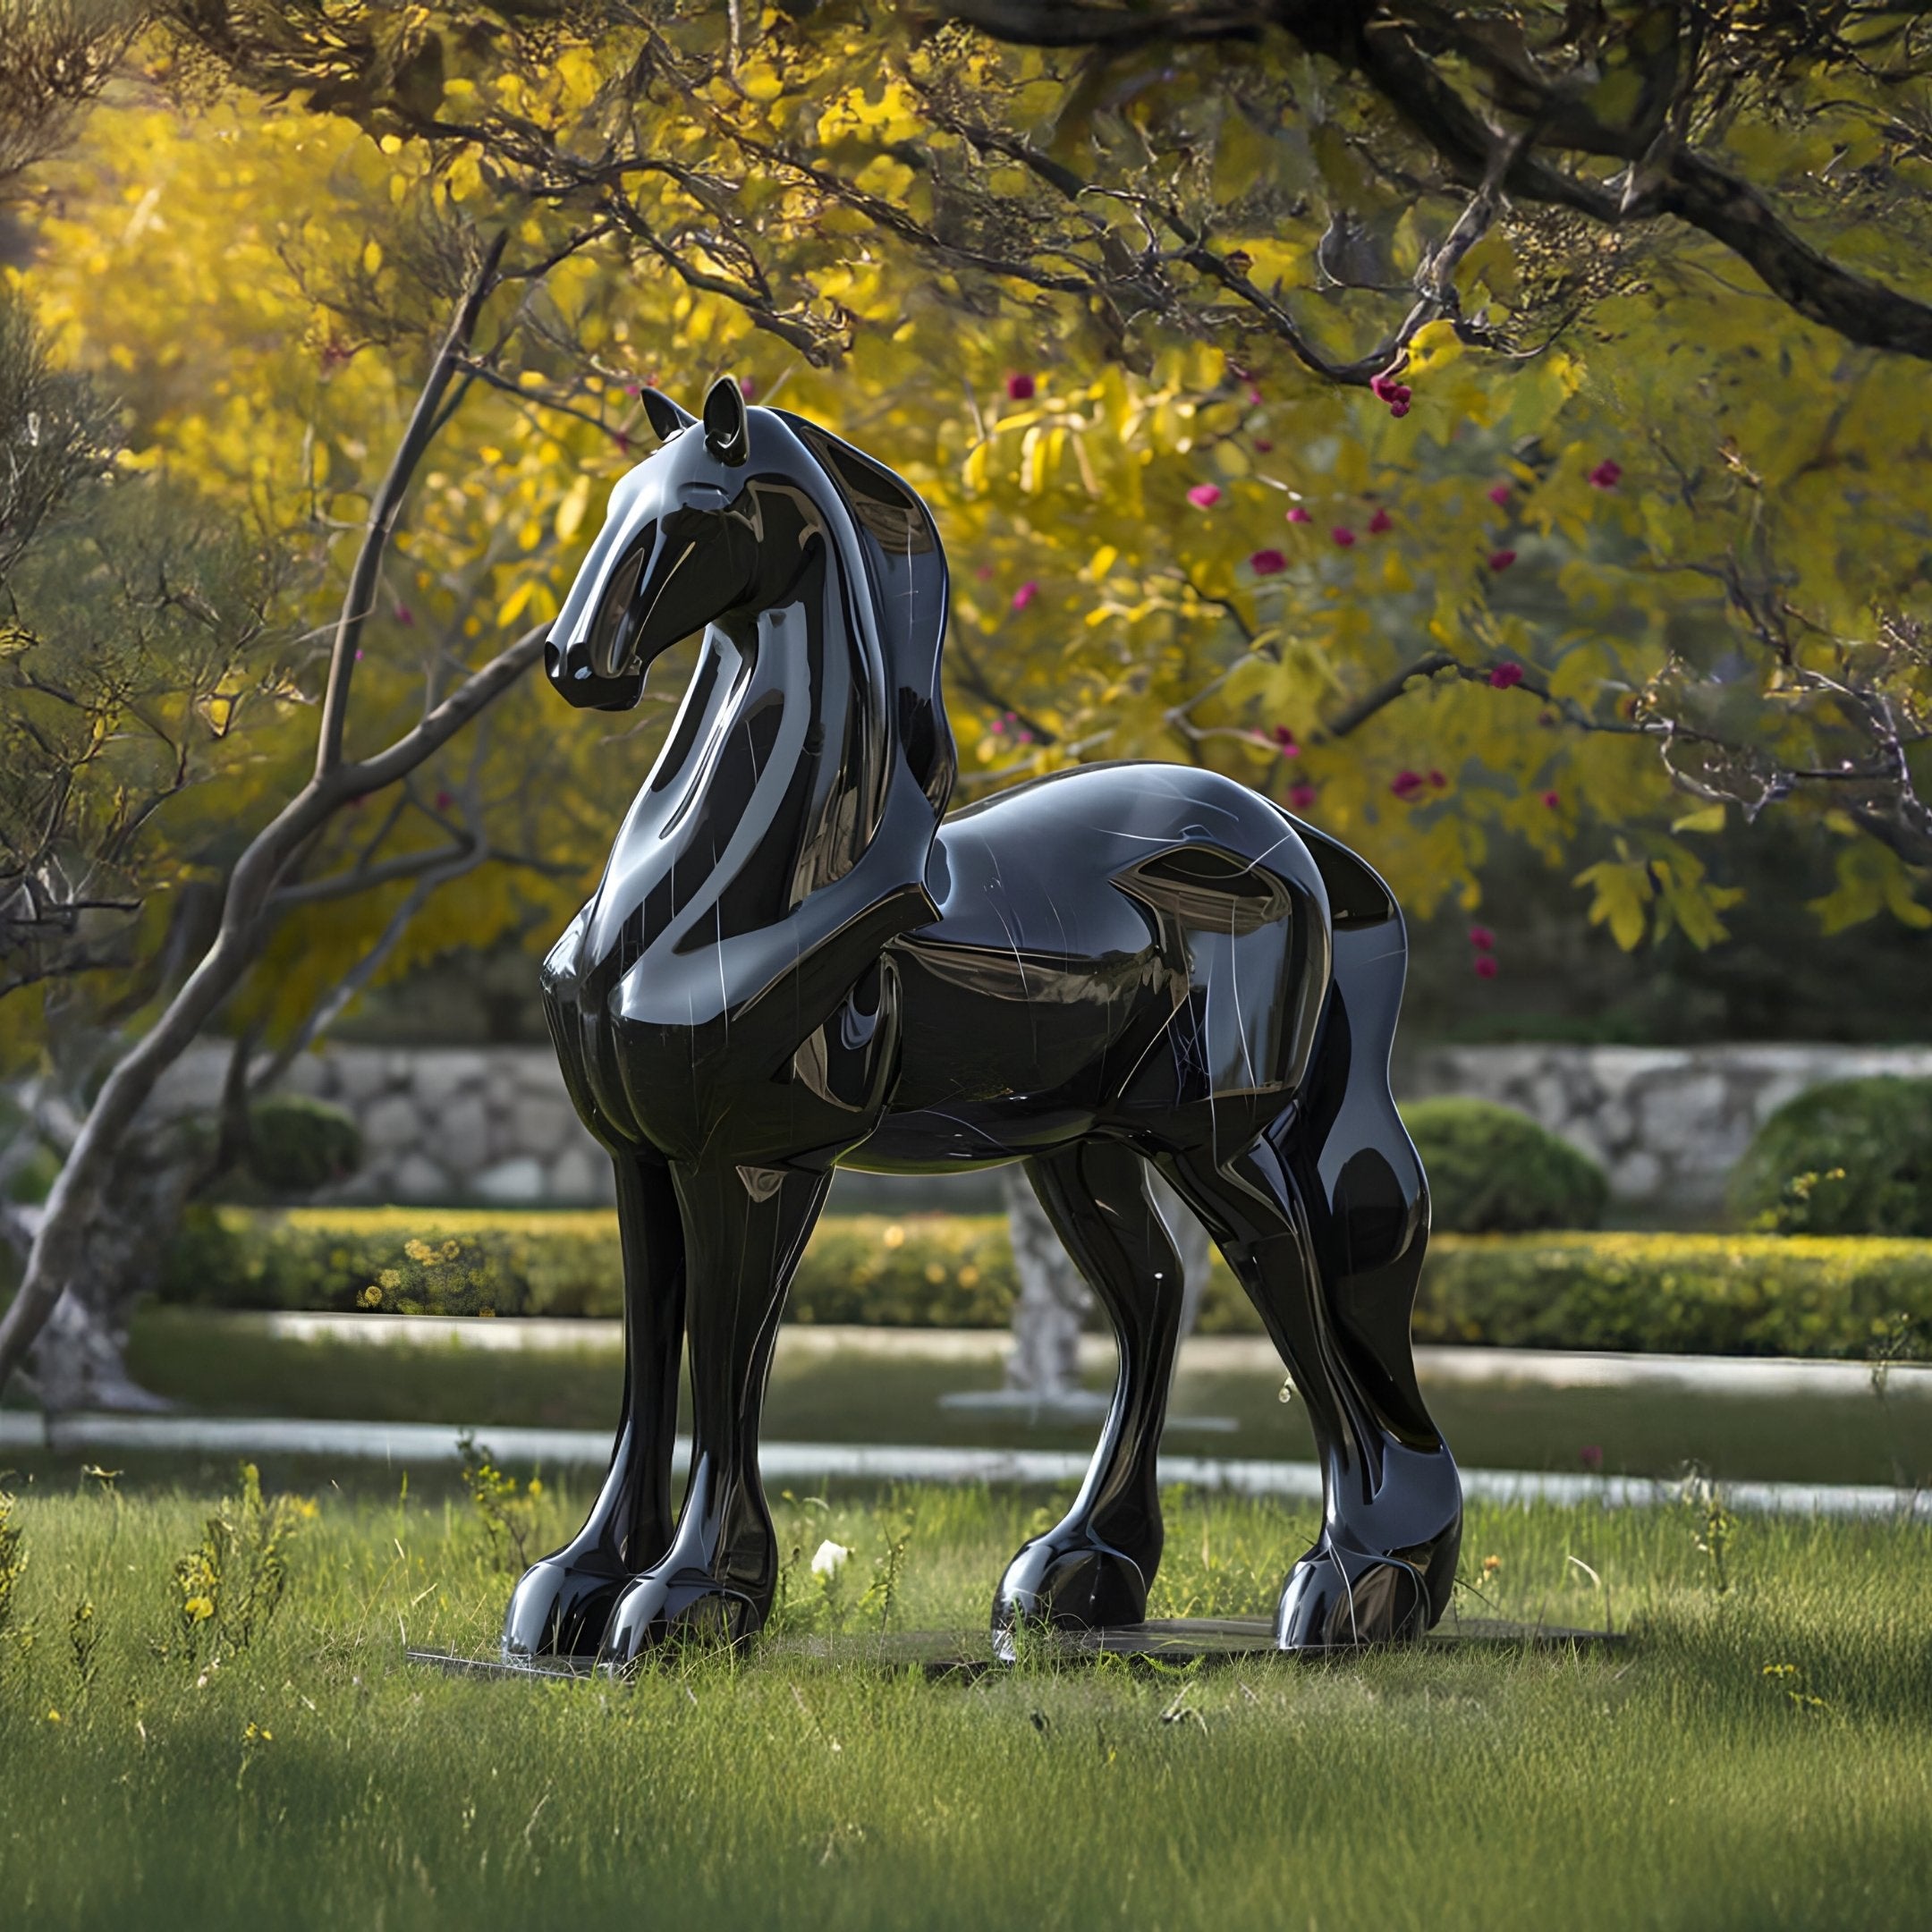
[702,375,750,466]
[640,386,696,442]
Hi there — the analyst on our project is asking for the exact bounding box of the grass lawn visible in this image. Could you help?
[4,1462,1931,1930]
[114,1305,1932,1488]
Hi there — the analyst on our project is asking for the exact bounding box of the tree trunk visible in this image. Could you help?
[1000,1164,1213,1399]
[26,1118,207,1414]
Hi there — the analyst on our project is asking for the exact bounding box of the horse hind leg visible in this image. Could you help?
[993,1140,1189,1652]
[1162,919,1461,1651]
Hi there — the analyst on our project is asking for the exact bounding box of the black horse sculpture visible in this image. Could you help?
[504,375,1461,1668]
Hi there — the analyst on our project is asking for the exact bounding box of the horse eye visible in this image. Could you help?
[589,538,648,676]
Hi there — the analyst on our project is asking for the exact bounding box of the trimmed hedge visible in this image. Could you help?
[1408,1232,1932,1358]
[159,1209,1932,1360]
[161,1208,1030,1328]
[1401,1097,1606,1233]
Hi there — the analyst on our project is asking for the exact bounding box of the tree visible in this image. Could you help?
[153,0,1928,910]
[5,4,1929,1401]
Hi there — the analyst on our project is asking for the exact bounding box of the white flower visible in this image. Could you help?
[810,1539,852,1578]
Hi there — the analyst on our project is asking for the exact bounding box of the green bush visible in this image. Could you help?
[1731,1076,1932,1238]
[159,1210,1932,1360]
[1400,1097,1606,1233]
[242,1096,363,1197]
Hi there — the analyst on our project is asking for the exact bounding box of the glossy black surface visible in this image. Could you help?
[505,376,1460,1668]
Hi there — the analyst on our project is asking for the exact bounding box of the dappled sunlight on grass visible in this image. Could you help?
[3,1469,1930,1930]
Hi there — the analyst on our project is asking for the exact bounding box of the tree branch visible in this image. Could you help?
[314,230,507,775]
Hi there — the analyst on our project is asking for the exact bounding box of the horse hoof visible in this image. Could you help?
[1275,1548,1429,1652]
[596,1569,762,1672]
[992,1534,1149,1654]
[502,1559,628,1662]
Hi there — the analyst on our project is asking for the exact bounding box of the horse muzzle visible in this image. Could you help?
[545,631,646,712]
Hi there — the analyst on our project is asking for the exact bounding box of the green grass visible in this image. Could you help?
[116,1305,1932,1487]
[4,1465,1932,1930]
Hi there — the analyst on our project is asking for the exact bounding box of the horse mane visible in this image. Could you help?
[775,413,957,820]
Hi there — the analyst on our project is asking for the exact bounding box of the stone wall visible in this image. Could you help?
[143,1038,1932,1219]
[156,1045,614,1207]
[1404,1043,1932,1216]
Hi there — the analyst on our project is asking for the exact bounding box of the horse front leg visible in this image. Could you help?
[503,1151,687,1660]
[597,1161,831,1667]
[993,1142,1189,1652]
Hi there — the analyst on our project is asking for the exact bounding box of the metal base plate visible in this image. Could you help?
[407,1614,1620,1682]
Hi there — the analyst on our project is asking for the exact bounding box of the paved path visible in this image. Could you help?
[2,1410,1925,1521]
[187,1310,1932,1400]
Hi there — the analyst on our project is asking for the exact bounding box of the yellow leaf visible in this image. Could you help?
[362,239,382,275]
[554,473,591,543]
[497,579,536,628]
[1671,803,1725,835]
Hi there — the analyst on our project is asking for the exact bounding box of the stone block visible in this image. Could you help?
[1608,1150,1662,1200]
[473,1156,547,1204]
[392,1151,454,1202]
[547,1144,605,1203]
[1635,1072,1729,1147]
[505,1094,575,1151]
[330,1050,396,1105]
[439,1092,492,1180]
[411,1050,488,1113]
[362,1092,423,1154]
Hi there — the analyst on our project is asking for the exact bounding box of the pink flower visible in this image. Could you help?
[1487,663,1524,690]
[435,789,453,810]
[614,432,631,454]
[1369,374,1413,415]
[1367,508,1393,534]
[1428,768,1447,789]
[1391,769,1425,800]
[975,564,994,581]
[1011,580,1038,613]
[353,648,363,661]
[1250,548,1287,576]
[1488,549,1517,572]
[1187,483,1222,510]
[1267,724,1299,757]
[1247,385,1264,404]
[1468,924,1495,952]
[1332,526,1356,547]
[1540,789,1561,809]
[1588,459,1623,489]
[1284,504,1312,524]
[737,376,756,398]
[1015,729,1034,744]
[1487,482,1512,506]
[1254,437,1274,453]
[394,601,414,627]
[1288,782,1319,810]
[643,373,659,389]
[1005,372,1036,402]
[1580,1444,1605,1471]
[1473,954,1499,979]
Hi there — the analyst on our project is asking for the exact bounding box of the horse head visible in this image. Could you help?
[547,375,771,711]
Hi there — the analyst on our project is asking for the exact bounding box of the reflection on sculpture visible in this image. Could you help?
[502,375,1461,1668]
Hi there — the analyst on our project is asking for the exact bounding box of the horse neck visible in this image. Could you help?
[627,529,893,925]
